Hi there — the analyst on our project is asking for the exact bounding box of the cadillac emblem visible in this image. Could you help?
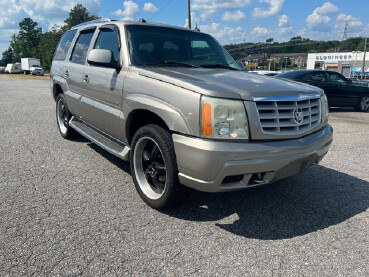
[293,108,304,125]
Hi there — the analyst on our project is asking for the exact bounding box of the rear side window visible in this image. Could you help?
[71,29,95,64]
[54,30,77,60]
[328,73,347,84]
[94,29,120,64]
[303,72,326,82]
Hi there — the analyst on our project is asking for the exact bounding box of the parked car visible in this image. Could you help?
[5,63,22,74]
[0,66,5,73]
[21,58,43,75]
[277,70,369,112]
[51,19,332,209]
[249,70,279,76]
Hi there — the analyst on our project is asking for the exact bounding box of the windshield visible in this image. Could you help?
[126,25,240,70]
[32,65,40,68]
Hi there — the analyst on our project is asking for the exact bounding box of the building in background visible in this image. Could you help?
[307,52,369,78]
[239,54,266,71]
[270,53,308,69]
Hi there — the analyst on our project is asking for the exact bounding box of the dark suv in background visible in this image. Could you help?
[277,70,369,112]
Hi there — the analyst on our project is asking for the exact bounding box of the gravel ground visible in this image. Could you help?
[0,79,368,276]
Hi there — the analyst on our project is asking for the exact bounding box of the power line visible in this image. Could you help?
[148,0,174,21]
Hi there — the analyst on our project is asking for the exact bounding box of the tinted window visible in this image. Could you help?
[126,25,239,70]
[303,72,326,82]
[71,29,95,64]
[94,28,120,64]
[277,71,306,79]
[328,73,347,84]
[54,30,77,60]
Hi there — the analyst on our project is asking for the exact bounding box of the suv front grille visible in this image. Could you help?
[255,98,321,135]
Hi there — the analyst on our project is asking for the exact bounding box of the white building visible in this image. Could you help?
[307,52,369,77]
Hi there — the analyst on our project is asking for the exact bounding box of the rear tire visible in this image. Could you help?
[56,94,79,139]
[356,96,369,112]
[130,124,184,209]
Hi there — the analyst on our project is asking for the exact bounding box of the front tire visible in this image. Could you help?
[356,96,369,112]
[130,124,183,209]
[56,94,79,139]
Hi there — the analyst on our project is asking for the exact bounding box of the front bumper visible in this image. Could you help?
[173,125,333,192]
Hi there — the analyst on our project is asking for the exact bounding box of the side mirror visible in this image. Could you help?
[87,49,119,69]
[346,79,352,85]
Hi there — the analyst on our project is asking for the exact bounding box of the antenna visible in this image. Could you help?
[343,21,348,41]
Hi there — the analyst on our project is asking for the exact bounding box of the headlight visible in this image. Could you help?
[201,96,249,139]
[321,94,329,126]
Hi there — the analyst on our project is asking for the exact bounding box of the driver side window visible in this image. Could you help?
[94,28,120,65]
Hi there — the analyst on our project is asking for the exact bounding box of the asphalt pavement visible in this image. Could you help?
[0,79,368,276]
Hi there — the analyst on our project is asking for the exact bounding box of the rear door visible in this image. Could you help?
[64,28,96,115]
[81,24,124,138]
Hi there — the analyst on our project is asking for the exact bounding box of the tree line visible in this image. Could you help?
[225,36,368,61]
[1,4,98,72]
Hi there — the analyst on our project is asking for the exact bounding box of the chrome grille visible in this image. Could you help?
[256,98,321,135]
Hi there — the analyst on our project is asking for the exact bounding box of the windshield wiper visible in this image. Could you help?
[200,63,239,71]
[144,60,199,68]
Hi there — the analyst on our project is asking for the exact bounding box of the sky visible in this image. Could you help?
[1,0,369,54]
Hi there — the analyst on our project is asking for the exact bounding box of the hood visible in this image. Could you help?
[137,67,322,101]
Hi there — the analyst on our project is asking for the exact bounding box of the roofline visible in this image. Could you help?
[71,18,206,35]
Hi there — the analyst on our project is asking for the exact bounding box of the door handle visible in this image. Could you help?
[83,74,90,83]
[64,70,69,78]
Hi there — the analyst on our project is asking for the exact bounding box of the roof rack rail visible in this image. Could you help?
[73,18,113,28]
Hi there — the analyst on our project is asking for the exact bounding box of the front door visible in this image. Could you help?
[325,72,357,107]
[81,25,124,139]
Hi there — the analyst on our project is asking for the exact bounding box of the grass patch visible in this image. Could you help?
[0,74,50,81]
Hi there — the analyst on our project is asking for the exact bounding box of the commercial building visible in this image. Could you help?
[307,52,369,78]
[270,53,308,69]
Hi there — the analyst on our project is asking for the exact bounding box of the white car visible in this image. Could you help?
[249,70,280,76]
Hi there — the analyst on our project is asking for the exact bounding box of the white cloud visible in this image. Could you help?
[0,0,102,53]
[143,2,157,13]
[305,2,340,31]
[200,22,247,44]
[192,0,251,11]
[278,14,290,28]
[221,10,246,22]
[336,13,362,30]
[315,2,339,15]
[251,26,272,37]
[193,0,251,22]
[113,1,139,19]
[184,12,201,28]
[253,0,285,18]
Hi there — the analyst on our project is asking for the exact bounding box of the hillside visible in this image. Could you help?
[224,37,367,60]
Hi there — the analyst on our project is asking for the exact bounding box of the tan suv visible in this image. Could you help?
[51,19,333,209]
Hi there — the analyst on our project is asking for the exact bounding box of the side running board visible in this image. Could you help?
[69,116,130,161]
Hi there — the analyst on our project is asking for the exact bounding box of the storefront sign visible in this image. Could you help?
[316,54,352,61]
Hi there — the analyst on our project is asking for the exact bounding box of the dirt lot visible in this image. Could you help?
[0,73,49,81]
[0,79,368,276]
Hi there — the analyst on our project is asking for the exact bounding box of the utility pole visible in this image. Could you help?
[361,38,367,80]
[188,0,191,29]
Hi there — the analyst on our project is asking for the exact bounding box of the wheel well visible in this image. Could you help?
[53,84,63,101]
[126,110,169,145]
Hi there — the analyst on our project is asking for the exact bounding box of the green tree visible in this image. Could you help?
[10,18,42,60]
[38,25,63,72]
[63,4,100,31]
[2,47,15,65]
